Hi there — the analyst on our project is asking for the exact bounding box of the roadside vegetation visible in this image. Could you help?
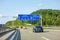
[5,9,60,28]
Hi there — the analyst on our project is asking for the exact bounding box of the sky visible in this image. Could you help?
[0,0,60,24]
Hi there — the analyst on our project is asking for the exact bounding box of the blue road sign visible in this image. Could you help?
[18,14,40,20]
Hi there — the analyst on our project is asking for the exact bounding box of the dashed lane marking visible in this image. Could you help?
[41,37,50,40]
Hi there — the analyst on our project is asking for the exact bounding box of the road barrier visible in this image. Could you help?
[6,29,21,40]
[0,29,15,37]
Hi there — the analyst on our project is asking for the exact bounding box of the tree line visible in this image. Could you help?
[5,9,60,27]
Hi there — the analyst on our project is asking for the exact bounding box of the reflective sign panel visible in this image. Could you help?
[18,14,40,20]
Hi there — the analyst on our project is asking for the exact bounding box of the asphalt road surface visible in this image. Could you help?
[0,28,60,40]
[20,29,60,40]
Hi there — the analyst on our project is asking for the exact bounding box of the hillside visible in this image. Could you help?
[31,9,60,26]
[5,9,60,27]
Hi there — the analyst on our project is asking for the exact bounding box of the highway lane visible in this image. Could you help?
[0,31,15,40]
[0,28,60,40]
[20,29,60,40]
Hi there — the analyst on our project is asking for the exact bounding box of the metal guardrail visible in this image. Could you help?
[0,29,15,37]
[6,29,21,40]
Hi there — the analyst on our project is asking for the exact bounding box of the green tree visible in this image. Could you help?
[54,18,60,26]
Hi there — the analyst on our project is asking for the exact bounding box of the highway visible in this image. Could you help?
[20,29,60,40]
[0,28,60,40]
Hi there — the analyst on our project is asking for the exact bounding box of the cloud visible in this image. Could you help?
[38,4,43,6]
[0,14,2,17]
[19,8,33,14]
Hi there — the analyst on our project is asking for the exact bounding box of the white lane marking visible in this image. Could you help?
[44,29,60,32]
[41,37,50,40]
[49,30,60,32]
